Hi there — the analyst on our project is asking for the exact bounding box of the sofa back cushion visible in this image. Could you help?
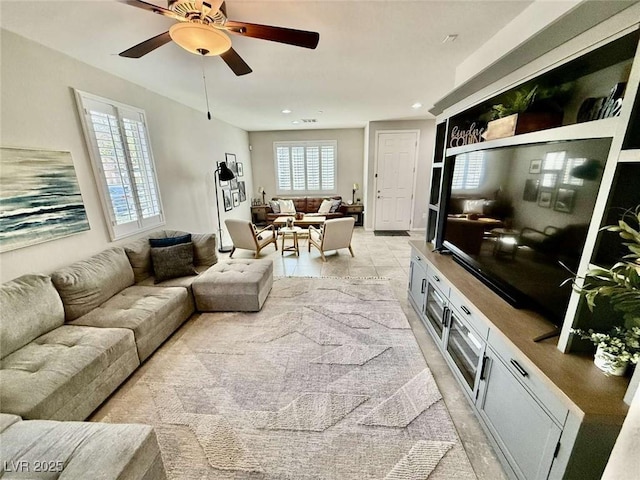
[125,230,217,282]
[0,274,64,359]
[51,247,134,321]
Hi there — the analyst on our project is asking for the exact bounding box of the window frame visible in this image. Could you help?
[273,140,338,195]
[451,151,486,191]
[75,89,165,241]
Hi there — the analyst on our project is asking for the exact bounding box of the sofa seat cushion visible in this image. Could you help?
[0,325,138,421]
[1,274,64,359]
[51,247,135,321]
[0,417,166,479]
[69,285,194,362]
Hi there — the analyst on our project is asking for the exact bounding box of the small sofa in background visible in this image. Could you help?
[266,196,345,222]
[0,229,219,479]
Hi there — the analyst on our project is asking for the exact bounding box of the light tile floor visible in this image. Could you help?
[221,227,507,480]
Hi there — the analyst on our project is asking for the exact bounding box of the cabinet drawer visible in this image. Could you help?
[410,249,428,272]
[448,288,489,340]
[488,330,569,426]
[427,265,450,297]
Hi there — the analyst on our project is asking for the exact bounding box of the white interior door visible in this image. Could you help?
[374,131,418,230]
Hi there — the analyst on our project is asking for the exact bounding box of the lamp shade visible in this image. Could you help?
[353,183,360,190]
[169,22,232,56]
[218,161,236,181]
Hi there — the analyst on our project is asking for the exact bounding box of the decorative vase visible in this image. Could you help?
[286,218,294,228]
[594,345,628,376]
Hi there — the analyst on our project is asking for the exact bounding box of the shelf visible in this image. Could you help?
[446,117,618,157]
[618,149,640,162]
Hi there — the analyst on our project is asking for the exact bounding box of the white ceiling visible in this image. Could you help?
[0,0,533,131]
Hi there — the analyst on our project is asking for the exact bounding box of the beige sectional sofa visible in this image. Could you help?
[0,229,218,479]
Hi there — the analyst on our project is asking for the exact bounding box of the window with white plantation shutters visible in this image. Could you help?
[451,151,486,190]
[274,141,337,194]
[75,90,164,240]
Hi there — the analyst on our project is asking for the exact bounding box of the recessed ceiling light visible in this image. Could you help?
[318,110,324,114]
[292,120,300,124]
[442,34,458,43]
[281,109,292,114]
[412,103,423,109]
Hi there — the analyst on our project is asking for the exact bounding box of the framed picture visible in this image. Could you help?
[230,177,239,190]
[555,188,576,213]
[232,190,240,207]
[0,147,90,252]
[217,161,229,187]
[237,162,244,177]
[222,188,232,211]
[225,153,237,176]
[541,172,558,188]
[529,159,542,174]
[522,179,539,202]
[238,181,246,202]
[538,190,553,208]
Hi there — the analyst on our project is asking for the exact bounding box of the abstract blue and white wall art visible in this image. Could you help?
[0,147,90,252]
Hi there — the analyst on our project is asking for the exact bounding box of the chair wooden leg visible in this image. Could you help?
[230,247,235,258]
[349,245,354,257]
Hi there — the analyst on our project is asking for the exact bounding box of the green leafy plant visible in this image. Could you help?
[570,326,640,367]
[483,82,574,121]
[575,206,640,327]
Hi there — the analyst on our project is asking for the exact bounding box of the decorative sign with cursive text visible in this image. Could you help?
[449,122,486,148]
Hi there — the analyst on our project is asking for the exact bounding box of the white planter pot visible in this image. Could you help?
[594,345,628,376]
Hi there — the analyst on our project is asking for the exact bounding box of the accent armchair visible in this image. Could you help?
[308,217,355,261]
[225,219,278,258]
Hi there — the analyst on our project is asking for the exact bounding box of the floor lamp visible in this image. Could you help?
[214,161,236,253]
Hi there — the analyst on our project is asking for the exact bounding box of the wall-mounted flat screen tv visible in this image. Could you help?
[439,138,611,325]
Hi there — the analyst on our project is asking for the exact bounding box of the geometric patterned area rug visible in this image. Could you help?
[92,277,477,479]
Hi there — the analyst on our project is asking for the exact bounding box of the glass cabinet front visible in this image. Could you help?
[446,310,485,391]
[425,283,447,341]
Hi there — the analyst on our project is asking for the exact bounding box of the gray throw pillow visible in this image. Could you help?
[329,199,342,213]
[269,200,281,214]
[150,242,198,283]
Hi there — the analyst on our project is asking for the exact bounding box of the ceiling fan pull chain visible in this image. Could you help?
[201,54,212,120]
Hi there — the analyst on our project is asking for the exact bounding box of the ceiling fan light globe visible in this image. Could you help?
[169,22,231,56]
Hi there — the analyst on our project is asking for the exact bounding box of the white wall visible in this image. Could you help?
[247,128,365,203]
[366,119,434,231]
[0,30,251,282]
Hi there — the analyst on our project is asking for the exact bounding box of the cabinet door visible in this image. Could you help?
[477,351,561,480]
[444,308,485,397]
[424,283,447,343]
[408,257,428,313]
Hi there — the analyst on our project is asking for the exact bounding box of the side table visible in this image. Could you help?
[251,205,269,226]
[280,226,303,256]
[491,228,520,259]
[341,204,364,226]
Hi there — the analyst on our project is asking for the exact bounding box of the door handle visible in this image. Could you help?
[510,359,529,377]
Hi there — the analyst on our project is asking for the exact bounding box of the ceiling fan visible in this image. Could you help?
[118,0,320,76]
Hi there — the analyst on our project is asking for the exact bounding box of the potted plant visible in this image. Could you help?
[569,205,640,375]
[481,82,574,140]
[570,327,640,376]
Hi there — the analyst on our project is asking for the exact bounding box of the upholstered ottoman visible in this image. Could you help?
[192,259,273,311]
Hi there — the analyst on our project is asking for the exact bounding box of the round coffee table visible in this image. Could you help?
[280,226,303,256]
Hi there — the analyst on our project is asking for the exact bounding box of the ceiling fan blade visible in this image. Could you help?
[220,48,253,76]
[224,21,319,49]
[119,0,181,20]
[219,1,227,17]
[119,31,172,58]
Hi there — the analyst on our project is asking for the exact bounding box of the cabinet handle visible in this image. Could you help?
[442,306,450,328]
[409,264,413,289]
[510,359,529,377]
[460,305,471,315]
[479,356,489,380]
[421,278,427,294]
[433,275,440,282]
